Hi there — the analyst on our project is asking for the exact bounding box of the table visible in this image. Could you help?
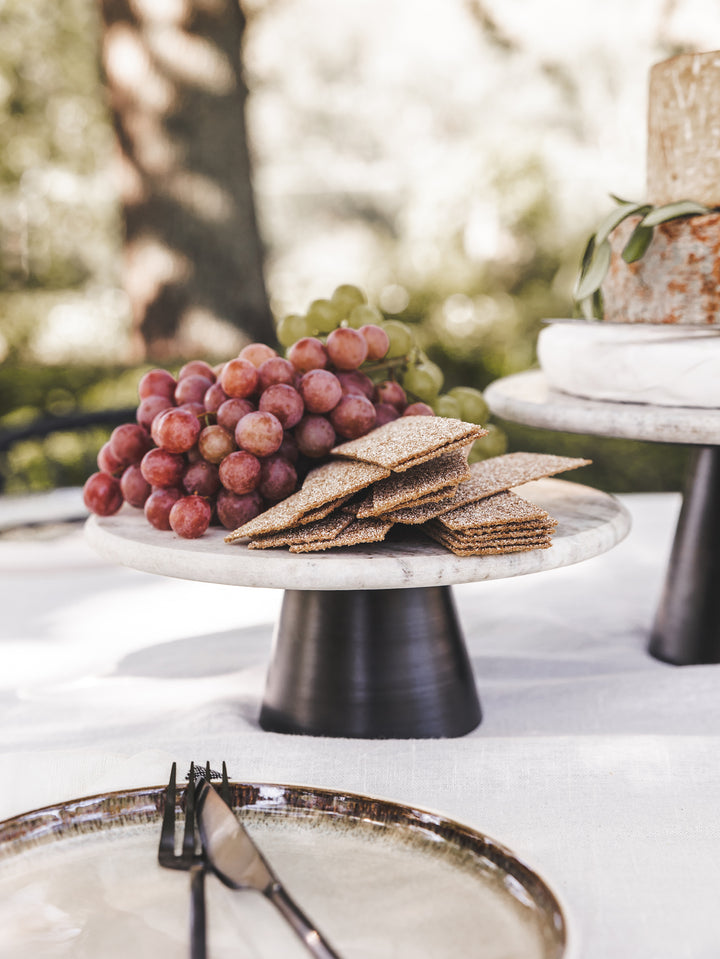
[2,491,720,958]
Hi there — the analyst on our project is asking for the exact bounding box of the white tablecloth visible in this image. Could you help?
[2,491,719,958]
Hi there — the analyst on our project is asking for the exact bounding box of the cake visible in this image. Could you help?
[537,50,720,408]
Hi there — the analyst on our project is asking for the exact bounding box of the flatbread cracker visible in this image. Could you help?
[288,517,394,553]
[436,490,553,532]
[331,416,486,472]
[356,451,470,518]
[248,512,354,549]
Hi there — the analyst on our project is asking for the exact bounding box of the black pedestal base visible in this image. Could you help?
[650,446,720,665]
[259,585,481,739]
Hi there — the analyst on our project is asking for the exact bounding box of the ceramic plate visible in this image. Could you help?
[0,781,567,958]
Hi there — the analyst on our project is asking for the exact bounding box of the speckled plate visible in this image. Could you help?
[0,782,568,958]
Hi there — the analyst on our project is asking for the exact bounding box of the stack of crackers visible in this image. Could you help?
[224,416,590,556]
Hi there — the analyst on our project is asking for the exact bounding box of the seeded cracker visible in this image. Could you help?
[331,416,486,472]
[224,459,390,542]
[248,511,354,549]
[436,490,552,532]
[288,517,394,553]
[356,451,470,518]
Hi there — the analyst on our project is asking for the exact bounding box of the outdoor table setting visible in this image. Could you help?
[2,485,720,958]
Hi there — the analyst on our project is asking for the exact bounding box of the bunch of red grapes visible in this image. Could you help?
[83,286,493,539]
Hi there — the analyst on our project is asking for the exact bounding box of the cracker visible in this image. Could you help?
[288,517,394,553]
[436,490,553,532]
[224,459,390,542]
[356,451,470,518]
[424,523,553,556]
[248,511,354,549]
[331,416,486,471]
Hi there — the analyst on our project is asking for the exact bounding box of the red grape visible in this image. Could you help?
[140,448,185,487]
[278,431,299,463]
[178,401,206,418]
[182,460,220,498]
[137,394,174,430]
[178,360,216,381]
[97,441,124,474]
[299,369,342,414]
[151,407,201,453]
[287,337,328,373]
[259,384,304,429]
[217,397,255,433]
[220,358,258,398]
[218,450,262,494]
[335,370,376,400]
[235,411,283,457]
[294,414,336,458]
[239,343,277,367]
[109,423,153,466]
[216,489,263,530]
[198,424,236,464]
[83,472,124,516]
[203,382,229,413]
[257,356,295,391]
[373,402,400,427]
[326,327,368,370]
[175,374,213,406]
[120,464,151,508]
[359,323,390,361]
[169,494,212,538]
[144,487,182,530]
[330,393,376,439]
[138,368,176,400]
[403,402,435,416]
[376,380,407,411]
[259,455,298,501]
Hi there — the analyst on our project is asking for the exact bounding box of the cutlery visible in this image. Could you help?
[197,761,341,959]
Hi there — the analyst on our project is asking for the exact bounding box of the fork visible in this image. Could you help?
[158,761,207,959]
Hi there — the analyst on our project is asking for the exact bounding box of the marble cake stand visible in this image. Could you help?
[485,369,720,666]
[86,476,629,739]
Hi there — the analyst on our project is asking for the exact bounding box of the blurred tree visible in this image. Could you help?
[99,0,274,358]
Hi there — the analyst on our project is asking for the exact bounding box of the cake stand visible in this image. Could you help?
[86,476,629,739]
[485,370,720,666]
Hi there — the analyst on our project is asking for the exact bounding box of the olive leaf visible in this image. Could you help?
[640,199,711,227]
[573,237,611,301]
[621,224,654,262]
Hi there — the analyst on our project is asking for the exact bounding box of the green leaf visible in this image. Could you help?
[621,224,654,262]
[595,202,651,245]
[640,200,711,227]
[573,238,611,300]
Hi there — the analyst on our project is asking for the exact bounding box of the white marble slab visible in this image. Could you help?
[84,477,630,591]
[485,370,720,445]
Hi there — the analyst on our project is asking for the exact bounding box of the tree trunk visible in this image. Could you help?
[99,0,274,360]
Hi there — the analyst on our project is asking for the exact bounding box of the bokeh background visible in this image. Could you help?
[3,0,720,494]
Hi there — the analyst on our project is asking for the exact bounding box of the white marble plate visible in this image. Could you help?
[0,781,568,959]
[84,478,630,591]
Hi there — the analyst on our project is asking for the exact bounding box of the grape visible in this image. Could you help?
[375,380,407,411]
[97,441,124,474]
[220,358,258,398]
[216,488,263,530]
[299,369,342,414]
[235,410,283,457]
[137,394,174,430]
[383,320,414,358]
[402,362,443,402]
[336,370,375,400]
[151,407,201,453]
[326,327,368,370]
[294,414,336,458]
[330,394,376,439]
[138,368,176,400]
[259,455,298,501]
[258,383,305,429]
[359,324,389,361]
[433,394,462,418]
[276,313,309,348]
[238,343,277,367]
[346,303,383,329]
[120,464,151,508]
[257,356,296,392]
[217,397,254,433]
[198,424,236,463]
[175,374,214,406]
[219,450,261,494]
[178,401,206,419]
[287,337,328,373]
[331,284,367,318]
[374,402,400,427]
[278,431,300,463]
[109,423,153,467]
[203,382,229,414]
[402,402,435,416]
[182,460,220,498]
[169,494,212,539]
[306,298,340,334]
[178,360,216,381]
[145,487,182,530]
[141,447,185,487]
[83,472,124,516]
[448,386,489,424]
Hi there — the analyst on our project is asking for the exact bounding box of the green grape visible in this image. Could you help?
[433,393,461,418]
[331,284,367,319]
[402,362,442,402]
[383,319,415,358]
[276,313,309,348]
[449,386,489,424]
[307,298,341,334]
[468,424,508,462]
[347,303,383,329]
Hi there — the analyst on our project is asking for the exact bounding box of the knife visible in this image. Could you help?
[195,779,342,959]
